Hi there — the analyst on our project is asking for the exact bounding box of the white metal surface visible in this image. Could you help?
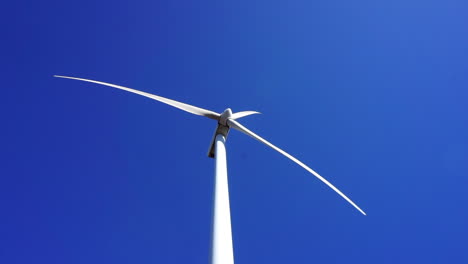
[211,134,234,264]
[207,124,230,158]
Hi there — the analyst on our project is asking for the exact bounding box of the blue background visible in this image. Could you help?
[2,0,468,263]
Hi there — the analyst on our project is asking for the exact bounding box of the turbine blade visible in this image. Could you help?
[231,111,261,120]
[227,119,366,215]
[54,75,220,120]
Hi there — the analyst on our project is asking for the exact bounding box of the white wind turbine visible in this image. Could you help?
[55,75,366,264]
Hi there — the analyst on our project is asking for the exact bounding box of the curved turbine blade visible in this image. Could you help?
[231,111,261,120]
[227,119,366,215]
[54,75,220,120]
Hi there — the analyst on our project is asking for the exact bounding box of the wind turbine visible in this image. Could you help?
[54,75,366,264]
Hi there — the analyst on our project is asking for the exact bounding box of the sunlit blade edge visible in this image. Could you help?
[54,75,220,120]
[227,119,366,215]
[231,111,261,120]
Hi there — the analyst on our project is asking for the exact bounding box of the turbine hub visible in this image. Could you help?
[219,108,232,126]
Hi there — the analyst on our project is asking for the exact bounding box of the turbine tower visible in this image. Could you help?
[55,75,366,264]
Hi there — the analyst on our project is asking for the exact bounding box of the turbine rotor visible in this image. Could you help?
[54,75,366,215]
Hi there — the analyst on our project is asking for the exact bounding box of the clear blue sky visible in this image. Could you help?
[2,0,468,263]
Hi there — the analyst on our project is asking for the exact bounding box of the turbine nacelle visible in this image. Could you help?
[208,108,259,158]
